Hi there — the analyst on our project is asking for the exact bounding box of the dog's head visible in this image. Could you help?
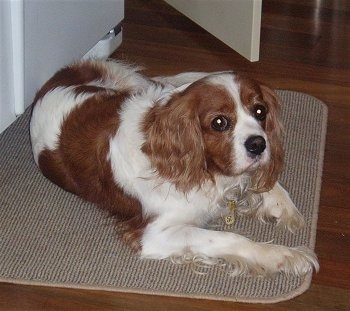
[142,73,283,192]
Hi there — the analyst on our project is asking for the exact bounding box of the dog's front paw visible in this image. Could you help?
[275,206,305,232]
[260,182,305,233]
[224,244,319,277]
[258,244,319,276]
[256,201,305,233]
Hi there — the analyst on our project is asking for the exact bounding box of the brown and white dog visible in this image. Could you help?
[30,59,319,276]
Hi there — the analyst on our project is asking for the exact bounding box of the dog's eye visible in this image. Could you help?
[253,104,267,121]
[211,116,230,132]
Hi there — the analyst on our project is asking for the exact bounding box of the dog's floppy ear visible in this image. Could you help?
[252,84,284,192]
[142,91,210,192]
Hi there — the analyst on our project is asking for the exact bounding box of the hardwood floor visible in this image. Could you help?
[1,0,349,309]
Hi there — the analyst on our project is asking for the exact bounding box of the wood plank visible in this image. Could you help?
[0,283,349,311]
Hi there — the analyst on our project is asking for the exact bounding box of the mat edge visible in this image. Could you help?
[0,273,313,304]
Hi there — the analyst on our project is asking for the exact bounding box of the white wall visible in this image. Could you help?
[0,0,124,134]
[0,0,21,133]
[24,0,124,111]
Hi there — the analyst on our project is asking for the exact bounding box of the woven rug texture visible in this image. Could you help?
[0,90,327,303]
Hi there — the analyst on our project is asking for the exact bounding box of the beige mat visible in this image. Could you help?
[0,90,327,303]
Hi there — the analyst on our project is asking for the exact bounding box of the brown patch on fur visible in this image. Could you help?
[142,81,237,192]
[38,149,79,193]
[32,60,107,105]
[38,90,148,249]
[119,215,155,252]
[237,76,284,192]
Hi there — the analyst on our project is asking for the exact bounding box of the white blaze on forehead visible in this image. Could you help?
[204,73,263,133]
[204,73,240,104]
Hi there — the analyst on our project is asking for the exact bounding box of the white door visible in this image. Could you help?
[164,0,262,62]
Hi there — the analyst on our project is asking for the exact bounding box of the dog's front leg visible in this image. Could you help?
[141,223,318,276]
[257,182,305,232]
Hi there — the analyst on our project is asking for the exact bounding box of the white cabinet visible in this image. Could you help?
[0,0,124,134]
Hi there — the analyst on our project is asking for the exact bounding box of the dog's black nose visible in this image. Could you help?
[244,135,266,156]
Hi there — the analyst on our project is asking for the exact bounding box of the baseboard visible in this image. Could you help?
[83,24,123,60]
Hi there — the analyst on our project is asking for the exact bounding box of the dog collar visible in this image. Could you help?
[218,176,263,226]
